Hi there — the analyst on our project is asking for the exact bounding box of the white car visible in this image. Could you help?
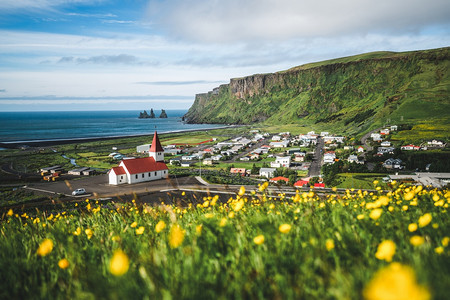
[72,188,86,196]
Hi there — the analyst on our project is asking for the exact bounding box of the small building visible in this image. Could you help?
[390,125,398,131]
[270,140,290,148]
[230,168,246,176]
[294,152,306,162]
[323,151,336,164]
[343,145,354,150]
[136,144,151,153]
[203,158,213,165]
[180,161,196,167]
[380,129,390,135]
[381,141,391,147]
[383,158,403,169]
[259,168,276,178]
[287,148,301,155]
[314,183,325,188]
[357,146,364,153]
[109,131,168,185]
[270,176,289,183]
[401,145,420,151]
[348,154,363,164]
[371,133,382,141]
[377,147,395,155]
[68,167,91,176]
[271,156,291,168]
[294,180,309,187]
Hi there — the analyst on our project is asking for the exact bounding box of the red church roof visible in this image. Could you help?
[109,166,126,175]
[149,131,164,153]
[120,157,167,174]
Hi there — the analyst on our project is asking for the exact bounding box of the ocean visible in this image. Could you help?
[0,110,223,143]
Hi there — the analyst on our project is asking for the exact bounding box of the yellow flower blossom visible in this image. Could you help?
[259,182,268,192]
[85,228,93,240]
[408,223,418,232]
[410,235,425,246]
[58,258,70,269]
[238,186,246,196]
[279,224,292,234]
[253,235,265,245]
[7,209,13,217]
[404,191,415,201]
[432,194,440,201]
[357,214,365,220]
[418,213,432,228]
[369,209,383,220]
[109,249,129,276]
[37,239,53,257]
[73,227,82,236]
[219,218,227,227]
[169,224,185,248]
[402,205,409,211]
[228,211,235,218]
[442,237,449,247]
[233,199,245,212]
[375,240,396,262]
[155,220,166,233]
[196,224,203,235]
[363,263,430,300]
[135,226,145,235]
[434,246,444,254]
[325,239,335,251]
[130,221,138,228]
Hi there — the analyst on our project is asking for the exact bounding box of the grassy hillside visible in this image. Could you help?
[185,47,450,137]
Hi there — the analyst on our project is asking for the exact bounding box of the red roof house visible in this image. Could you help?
[294,180,309,187]
[270,176,289,183]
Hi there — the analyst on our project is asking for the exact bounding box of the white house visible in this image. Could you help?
[383,158,403,169]
[323,151,336,164]
[381,141,391,147]
[401,145,420,151]
[109,131,168,185]
[271,156,291,168]
[371,133,382,141]
[259,168,276,178]
[270,140,290,148]
[357,146,364,153]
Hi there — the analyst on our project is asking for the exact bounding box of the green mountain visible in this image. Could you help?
[184,47,450,135]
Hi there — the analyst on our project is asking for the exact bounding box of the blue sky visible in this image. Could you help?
[0,0,449,111]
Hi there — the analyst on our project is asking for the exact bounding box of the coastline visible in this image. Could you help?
[0,125,238,149]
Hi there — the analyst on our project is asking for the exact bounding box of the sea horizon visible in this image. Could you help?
[0,110,225,144]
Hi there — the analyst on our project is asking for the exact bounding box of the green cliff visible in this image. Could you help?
[184,47,450,134]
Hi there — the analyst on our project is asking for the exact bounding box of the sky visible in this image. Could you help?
[0,0,449,111]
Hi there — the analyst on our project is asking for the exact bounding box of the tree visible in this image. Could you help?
[251,164,260,175]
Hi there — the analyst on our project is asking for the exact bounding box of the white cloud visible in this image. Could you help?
[0,0,97,11]
[148,0,450,43]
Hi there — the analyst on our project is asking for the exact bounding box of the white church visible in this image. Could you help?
[108,131,169,185]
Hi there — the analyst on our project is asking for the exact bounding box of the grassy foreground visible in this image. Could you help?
[1,184,449,299]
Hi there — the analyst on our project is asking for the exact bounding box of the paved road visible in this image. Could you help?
[307,137,324,177]
[23,174,204,198]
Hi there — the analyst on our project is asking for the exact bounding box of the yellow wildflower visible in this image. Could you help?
[109,249,129,276]
[253,235,265,245]
[219,218,227,227]
[432,194,440,201]
[233,199,245,212]
[402,205,409,211]
[375,240,396,262]
[73,227,81,236]
[37,239,53,257]
[408,223,418,232]
[357,214,365,220]
[196,224,203,235]
[404,191,415,201]
[85,228,93,240]
[130,221,138,228]
[369,208,383,220]
[58,258,70,269]
[363,263,430,300]
[418,213,432,228]
[135,226,145,235]
[228,211,235,218]
[169,224,185,248]
[442,237,449,247]
[279,224,292,234]
[410,236,425,247]
[238,186,246,196]
[259,181,268,192]
[155,220,166,233]
[7,209,13,217]
[434,247,444,254]
[325,239,335,251]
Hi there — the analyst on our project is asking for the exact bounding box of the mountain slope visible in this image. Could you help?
[184,47,450,135]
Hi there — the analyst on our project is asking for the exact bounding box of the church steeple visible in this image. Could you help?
[149,131,164,162]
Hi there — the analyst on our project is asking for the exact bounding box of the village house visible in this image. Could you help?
[259,168,276,178]
[347,154,363,164]
[380,129,390,135]
[380,141,391,147]
[203,158,213,165]
[294,152,306,162]
[343,145,354,150]
[401,144,421,151]
[383,158,403,169]
[323,151,336,164]
[230,168,247,176]
[211,154,223,161]
[357,146,365,153]
[377,147,395,155]
[427,140,445,147]
[294,180,309,187]
[109,131,168,185]
[371,133,382,141]
[269,140,290,148]
[271,156,291,168]
[390,125,398,131]
[270,176,289,183]
[323,136,345,144]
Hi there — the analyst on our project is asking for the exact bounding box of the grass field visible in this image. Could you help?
[1,183,448,299]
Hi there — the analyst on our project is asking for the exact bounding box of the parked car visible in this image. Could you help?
[72,188,86,196]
